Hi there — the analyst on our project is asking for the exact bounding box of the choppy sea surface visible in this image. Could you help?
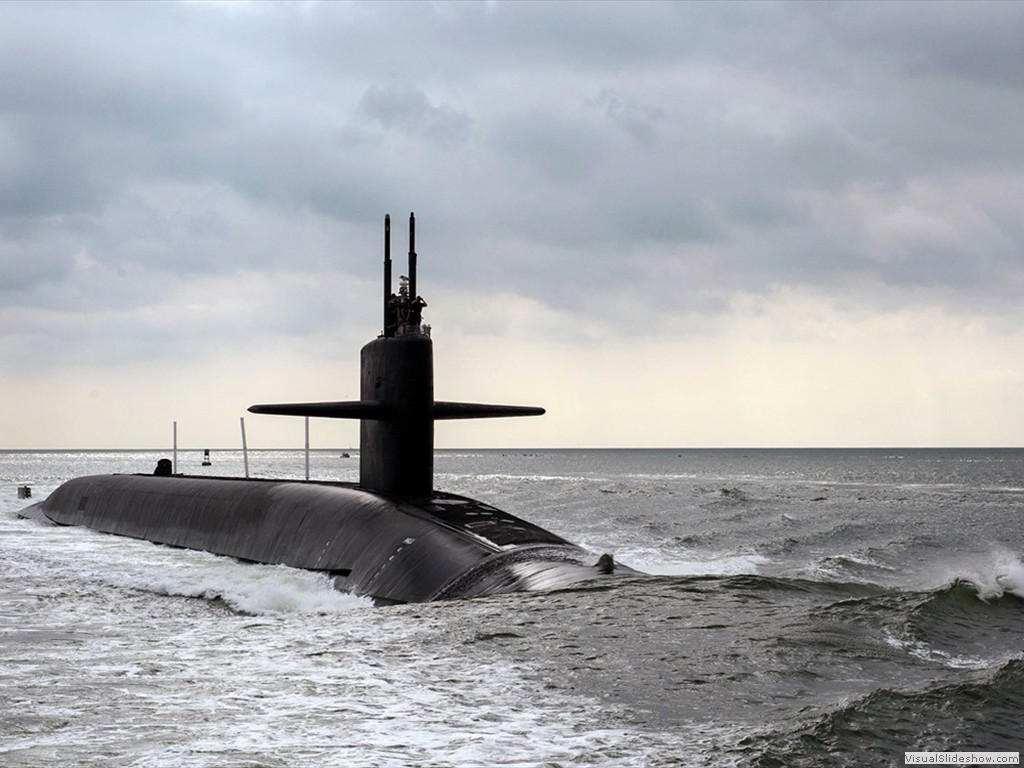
[1,448,1022,767]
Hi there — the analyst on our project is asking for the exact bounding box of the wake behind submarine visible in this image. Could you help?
[20,214,630,604]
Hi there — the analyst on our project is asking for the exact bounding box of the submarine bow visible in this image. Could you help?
[21,213,628,604]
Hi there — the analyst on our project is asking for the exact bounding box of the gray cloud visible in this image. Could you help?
[1,0,1023,365]
[359,85,471,147]
[802,1,1024,88]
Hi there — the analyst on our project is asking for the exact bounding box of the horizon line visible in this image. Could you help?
[2,445,1023,453]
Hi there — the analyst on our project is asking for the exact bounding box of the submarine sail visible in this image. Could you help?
[249,213,545,498]
[20,214,628,604]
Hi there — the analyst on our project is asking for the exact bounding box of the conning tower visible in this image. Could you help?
[248,214,544,497]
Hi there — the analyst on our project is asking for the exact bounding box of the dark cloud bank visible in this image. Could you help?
[2,0,1023,368]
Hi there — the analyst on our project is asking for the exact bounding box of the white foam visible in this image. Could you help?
[6,513,371,614]
[916,548,1024,601]
[803,551,896,582]
[962,550,1024,601]
[627,550,770,577]
[882,630,992,670]
[121,560,373,615]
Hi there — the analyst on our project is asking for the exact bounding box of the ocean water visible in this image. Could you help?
[1,448,1022,767]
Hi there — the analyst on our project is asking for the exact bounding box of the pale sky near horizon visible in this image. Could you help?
[2,0,1024,450]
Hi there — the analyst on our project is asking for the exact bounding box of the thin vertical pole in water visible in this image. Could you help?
[240,416,249,479]
[304,416,310,481]
[173,421,178,474]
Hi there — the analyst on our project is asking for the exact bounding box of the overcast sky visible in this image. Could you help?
[2,0,1023,449]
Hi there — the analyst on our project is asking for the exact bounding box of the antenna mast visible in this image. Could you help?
[383,214,392,335]
[408,212,417,301]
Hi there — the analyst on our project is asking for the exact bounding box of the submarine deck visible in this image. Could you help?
[22,473,593,603]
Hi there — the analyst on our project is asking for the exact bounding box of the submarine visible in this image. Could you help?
[20,214,628,604]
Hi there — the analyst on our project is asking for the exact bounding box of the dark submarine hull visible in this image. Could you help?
[19,214,633,604]
[21,473,612,604]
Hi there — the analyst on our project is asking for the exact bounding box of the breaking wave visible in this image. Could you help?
[743,657,1024,766]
